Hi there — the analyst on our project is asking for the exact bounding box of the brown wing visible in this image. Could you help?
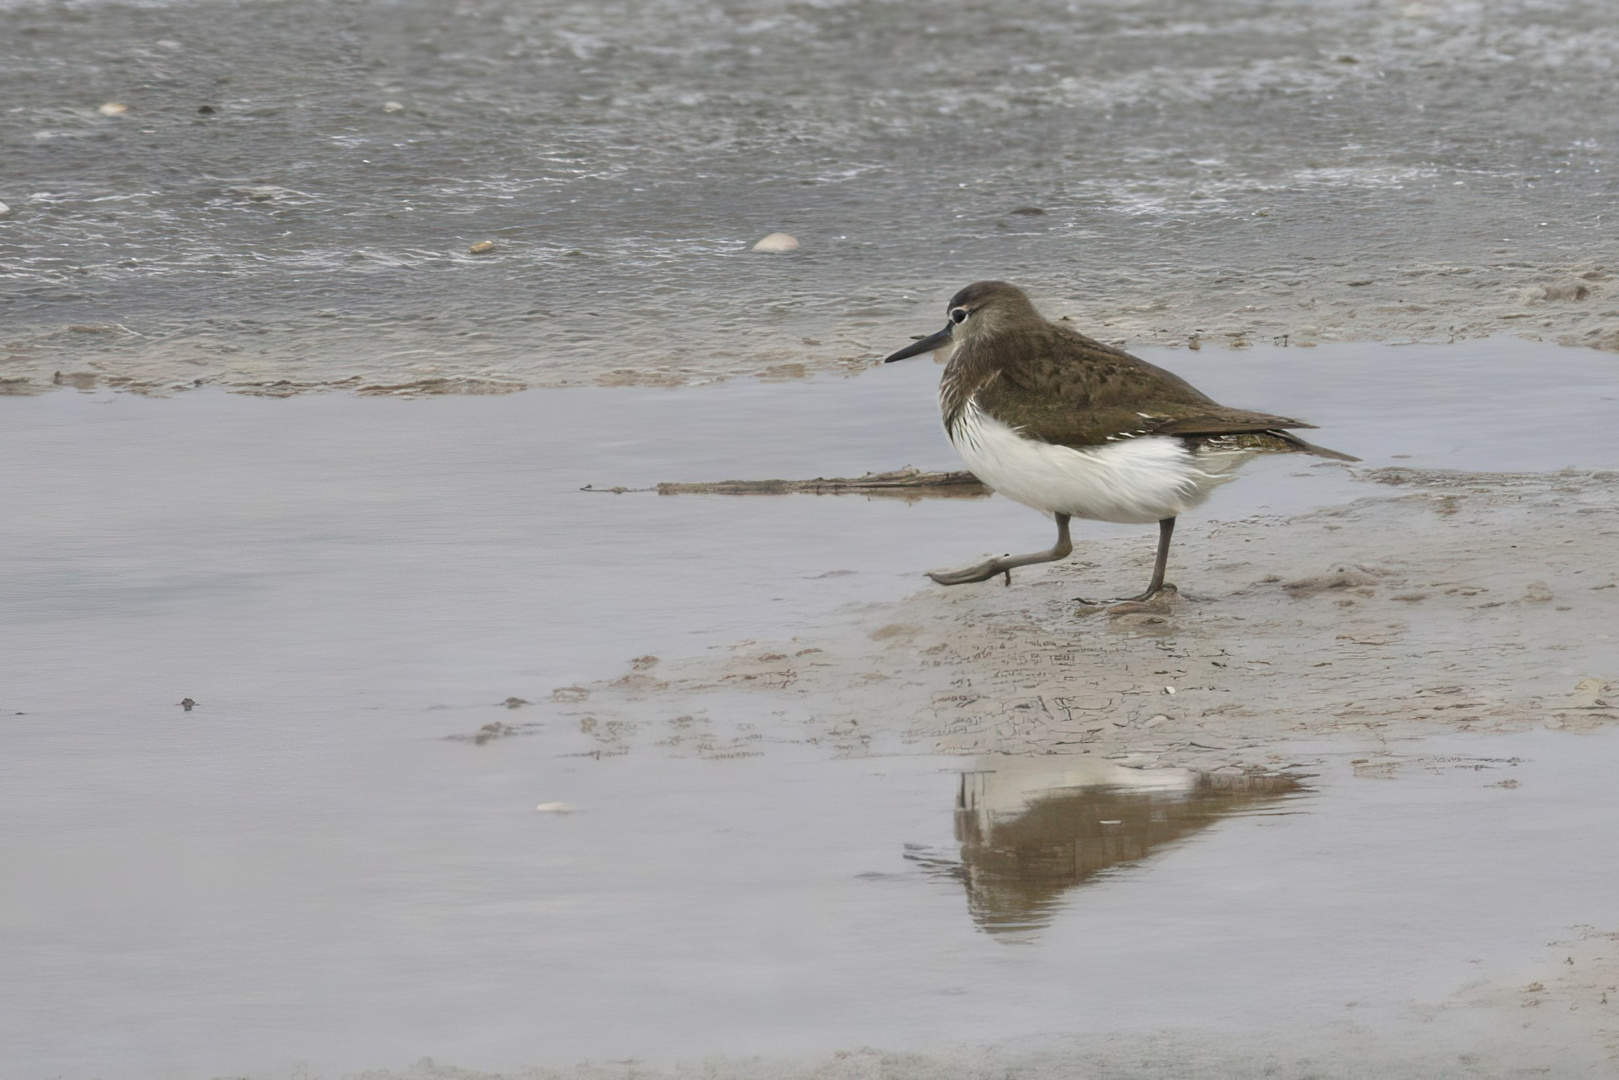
[972,325,1314,448]
[1147,409,1317,436]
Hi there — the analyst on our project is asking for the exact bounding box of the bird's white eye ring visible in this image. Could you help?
[949,307,969,324]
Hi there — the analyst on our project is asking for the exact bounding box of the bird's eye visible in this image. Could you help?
[949,307,969,324]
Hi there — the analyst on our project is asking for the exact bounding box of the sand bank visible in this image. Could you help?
[545,465,1618,772]
[5,263,1615,398]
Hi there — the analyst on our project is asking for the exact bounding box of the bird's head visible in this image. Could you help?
[882,280,1044,363]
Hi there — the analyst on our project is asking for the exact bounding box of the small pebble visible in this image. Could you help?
[98,102,129,116]
[469,240,496,255]
[197,105,215,115]
[535,801,574,814]
[751,232,799,253]
[382,101,405,113]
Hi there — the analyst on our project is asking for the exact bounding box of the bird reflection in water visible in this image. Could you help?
[907,758,1305,936]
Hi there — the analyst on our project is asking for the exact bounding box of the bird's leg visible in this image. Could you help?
[1075,517,1177,606]
[928,514,1073,587]
[1128,516,1176,601]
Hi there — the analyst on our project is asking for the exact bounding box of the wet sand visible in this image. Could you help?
[571,463,1618,769]
[6,0,1619,398]
[3,340,1618,1078]
[5,266,1615,398]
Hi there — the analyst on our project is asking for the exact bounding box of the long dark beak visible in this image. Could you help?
[883,324,954,363]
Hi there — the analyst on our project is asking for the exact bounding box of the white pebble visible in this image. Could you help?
[98,102,129,116]
[1163,686,1176,695]
[534,801,574,814]
[383,101,405,113]
[751,232,799,253]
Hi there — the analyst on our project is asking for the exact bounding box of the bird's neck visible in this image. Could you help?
[940,335,1020,437]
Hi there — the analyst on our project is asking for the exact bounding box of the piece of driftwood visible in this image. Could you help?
[654,467,989,499]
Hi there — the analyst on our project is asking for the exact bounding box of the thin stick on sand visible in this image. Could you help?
[582,467,989,499]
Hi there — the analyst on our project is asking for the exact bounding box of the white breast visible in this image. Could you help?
[950,400,1247,525]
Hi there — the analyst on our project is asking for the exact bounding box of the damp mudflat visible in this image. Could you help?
[3,0,1618,395]
[3,339,1619,1078]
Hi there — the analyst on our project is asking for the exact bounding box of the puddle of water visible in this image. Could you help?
[4,727,1616,1076]
[2,338,1615,718]
[4,339,1619,1077]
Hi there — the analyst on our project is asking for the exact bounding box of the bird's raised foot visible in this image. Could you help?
[927,525,1075,587]
[926,558,1012,587]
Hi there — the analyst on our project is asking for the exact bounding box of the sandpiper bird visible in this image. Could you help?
[884,281,1357,600]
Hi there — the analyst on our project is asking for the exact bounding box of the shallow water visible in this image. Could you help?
[3,338,1614,707]
[3,339,1619,1077]
[5,723,1618,1077]
[2,0,1617,393]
